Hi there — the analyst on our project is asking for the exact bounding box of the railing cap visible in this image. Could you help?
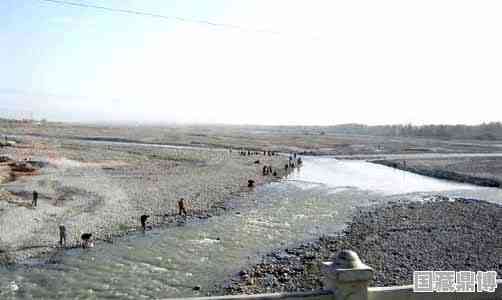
[322,250,374,282]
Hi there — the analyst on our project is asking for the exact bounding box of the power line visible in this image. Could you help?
[36,0,283,35]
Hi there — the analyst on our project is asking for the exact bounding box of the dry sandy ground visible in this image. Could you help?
[0,136,289,263]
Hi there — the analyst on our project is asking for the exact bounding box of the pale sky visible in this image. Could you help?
[1,0,501,125]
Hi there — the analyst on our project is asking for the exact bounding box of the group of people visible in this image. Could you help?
[262,165,276,176]
[56,197,190,249]
[140,197,188,231]
[57,224,93,248]
[29,189,94,249]
[239,150,259,156]
[237,149,277,156]
[285,154,303,171]
[51,149,303,251]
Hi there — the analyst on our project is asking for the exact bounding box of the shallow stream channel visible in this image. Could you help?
[2,156,502,299]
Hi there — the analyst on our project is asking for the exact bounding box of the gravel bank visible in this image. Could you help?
[0,136,290,264]
[220,197,502,295]
[373,158,502,187]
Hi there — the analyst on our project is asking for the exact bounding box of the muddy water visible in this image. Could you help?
[1,157,500,299]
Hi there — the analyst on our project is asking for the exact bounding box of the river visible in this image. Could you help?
[1,157,501,299]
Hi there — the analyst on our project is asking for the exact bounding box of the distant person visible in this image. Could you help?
[178,198,187,217]
[268,166,273,174]
[273,171,277,177]
[248,179,255,187]
[81,233,92,248]
[140,215,150,231]
[284,164,289,171]
[32,191,38,208]
[262,165,268,175]
[59,224,66,247]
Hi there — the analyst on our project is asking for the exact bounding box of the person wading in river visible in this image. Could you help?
[178,198,188,217]
[140,215,150,231]
[81,232,92,248]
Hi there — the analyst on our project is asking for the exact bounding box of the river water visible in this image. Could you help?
[1,157,501,299]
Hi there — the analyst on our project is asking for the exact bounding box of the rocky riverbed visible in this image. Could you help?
[0,136,290,264]
[219,197,502,295]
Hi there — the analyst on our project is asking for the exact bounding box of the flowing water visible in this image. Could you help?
[1,157,502,299]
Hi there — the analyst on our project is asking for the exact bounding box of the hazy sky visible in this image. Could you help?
[1,0,501,125]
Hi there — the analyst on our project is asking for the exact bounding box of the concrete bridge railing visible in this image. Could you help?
[170,250,502,300]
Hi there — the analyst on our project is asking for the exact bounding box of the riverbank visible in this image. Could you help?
[373,157,502,187]
[3,121,502,156]
[0,136,290,264]
[220,197,502,294]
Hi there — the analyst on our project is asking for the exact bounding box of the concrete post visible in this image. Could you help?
[322,250,374,300]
